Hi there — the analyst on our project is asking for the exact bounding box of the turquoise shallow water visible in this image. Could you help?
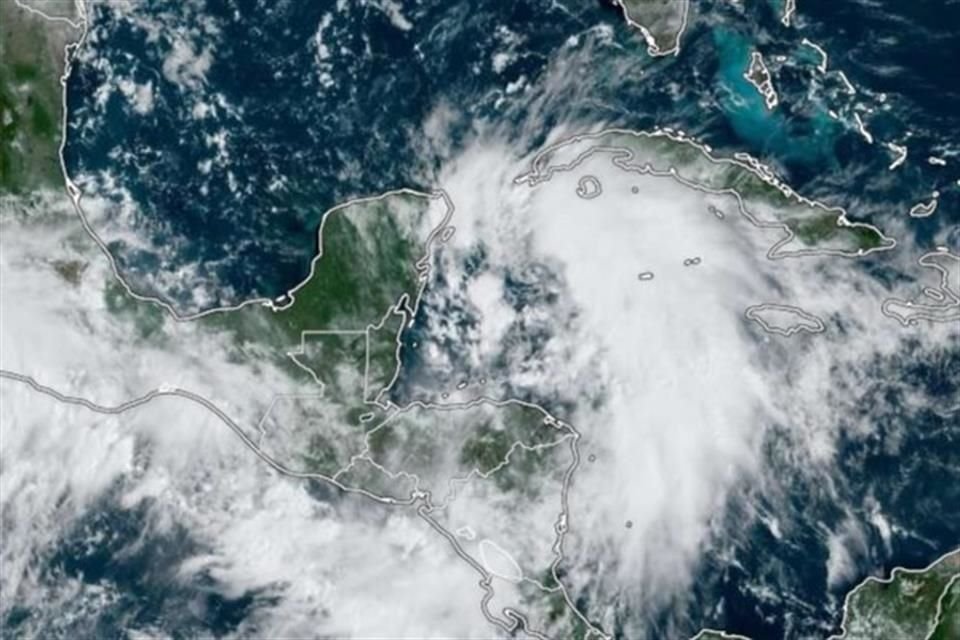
[63,0,957,310]
[37,0,960,638]
[713,27,841,167]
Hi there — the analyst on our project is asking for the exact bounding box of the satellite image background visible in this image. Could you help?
[0,0,958,638]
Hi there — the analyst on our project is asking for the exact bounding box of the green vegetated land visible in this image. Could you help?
[509,498,601,639]
[363,308,407,402]
[98,193,443,414]
[5,14,929,639]
[219,192,445,474]
[364,402,565,499]
[200,193,433,353]
[790,211,887,251]
[290,331,368,397]
[687,553,959,640]
[0,3,77,193]
[0,8,585,633]
[660,137,891,252]
[531,130,891,254]
[929,576,959,640]
[839,551,960,640]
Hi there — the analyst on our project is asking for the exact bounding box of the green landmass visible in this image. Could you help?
[489,442,561,497]
[0,2,77,193]
[520,569,604,640]
[104,280,167,341]
[364,308,407,401]
[528,130,892,255]
[214,192,447,475]
[366,417,398,459]
[460,404,561,472]
[792,212,844,245]
[456,404,569,497]
[688,552,960,640]
[458,404,559,486]
[271,201,424,336]
[840,551,960,640]
[302,432,341,476]
[189,191,444,464]
[51,258,87,285]
[929,576,960,640]
[518,578,596,639]
[333,456,417,502]
[1,6,936,640]
[200,193,435,354]
[680,145,889,253]
[791,213,885,251]
[459,421,513,474]
[364,402,565,500]
[1,6,447,480]
[289,331,367,399]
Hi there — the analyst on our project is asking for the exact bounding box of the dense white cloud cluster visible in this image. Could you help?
[2,119,955,637]
[409,134,957,633]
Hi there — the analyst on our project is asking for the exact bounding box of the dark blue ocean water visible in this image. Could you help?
[3,482,268,638]
[63,0,959,308]
[681,344,960,639]
[56,0,960,638]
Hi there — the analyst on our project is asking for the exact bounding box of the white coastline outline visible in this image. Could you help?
[744,303,826,337]
[690,630,751,640]
[880,249,960,327]
[18,3,612,634]
[613,0,690,58]
[8,2,951,638]
[801,38,829,74]
[829,548,960,640]
[908,195,939,218]
[514,128,897,261]
[781,0,797,28]
[11,0,82,28]
[924,572,960,640]
[576,174,603,200]
[743,51,779,111]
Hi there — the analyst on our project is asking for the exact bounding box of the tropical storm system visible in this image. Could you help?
[0,1,958,639]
